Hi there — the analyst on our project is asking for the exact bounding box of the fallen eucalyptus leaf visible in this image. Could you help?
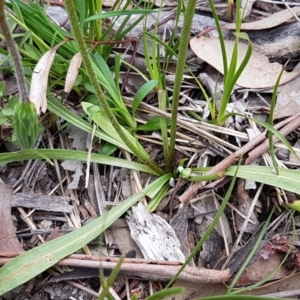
[224,6,300,30]
[190,36,300,89]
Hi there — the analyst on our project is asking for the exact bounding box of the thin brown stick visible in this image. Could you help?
[0,253,231,283]
[178,112,300,203]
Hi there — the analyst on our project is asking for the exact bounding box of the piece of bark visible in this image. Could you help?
[0,184,23,252]
[126,203,185,262]
[11,193,73,213]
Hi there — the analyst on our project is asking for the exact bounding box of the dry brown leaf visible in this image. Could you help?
[225,6,300,30]
[274,62,300,119]
[64,52,82,94]
[190,36,300,89]
[29,41,66,115]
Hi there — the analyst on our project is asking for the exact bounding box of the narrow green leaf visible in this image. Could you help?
[47,95,133,152]
[82,102,150,159]
[76,0,86,30]
[200,296,286,300]
[0,149,159,175]
[208,0,227,78]
[138,116,170,131]
[11,0,25,23]
[268,67,285,174]
[0,81,5,96]
[23,43,41,61]
[0,174,171,294]
[133,80,158,115]
[84,9,156,22]
[147,287,185,300]
[224,166,300,194]
[90,53,118,99]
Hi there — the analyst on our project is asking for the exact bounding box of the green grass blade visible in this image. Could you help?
[75,0,86,31]
[158,89,171,171]
[229,33,253,88]
[208,0,228,78]
[0,174,171,295]
[200,296,287,300]
[82,102,146,154]
[168,0,197,172]
[218,35,252,124]
[0,149,159,175]
[84,9,155,22]
[47,95,133,151]
[268,67,284,174]
[224,166,300,194]
[89,52,119,101]
[147,287,185,300]
[11,0,24,23]
[132,79,158,116]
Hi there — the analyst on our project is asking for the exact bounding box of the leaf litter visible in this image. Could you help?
[1,0,300,299]
[190,36,300,89]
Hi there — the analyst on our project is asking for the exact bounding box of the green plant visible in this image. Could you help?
[0,0,40,149]
[1,0,299,297]
[208,0,252,124]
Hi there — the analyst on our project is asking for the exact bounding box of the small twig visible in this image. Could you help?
[0,253,231,283]
[179,112,300,203]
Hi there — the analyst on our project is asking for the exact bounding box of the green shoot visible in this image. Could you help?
[208,0,253,124]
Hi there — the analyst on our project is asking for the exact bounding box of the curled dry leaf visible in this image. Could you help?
[224,6,300,31]
[64,52,82,94]
[29,41,66,115]
[190,36,300,89]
